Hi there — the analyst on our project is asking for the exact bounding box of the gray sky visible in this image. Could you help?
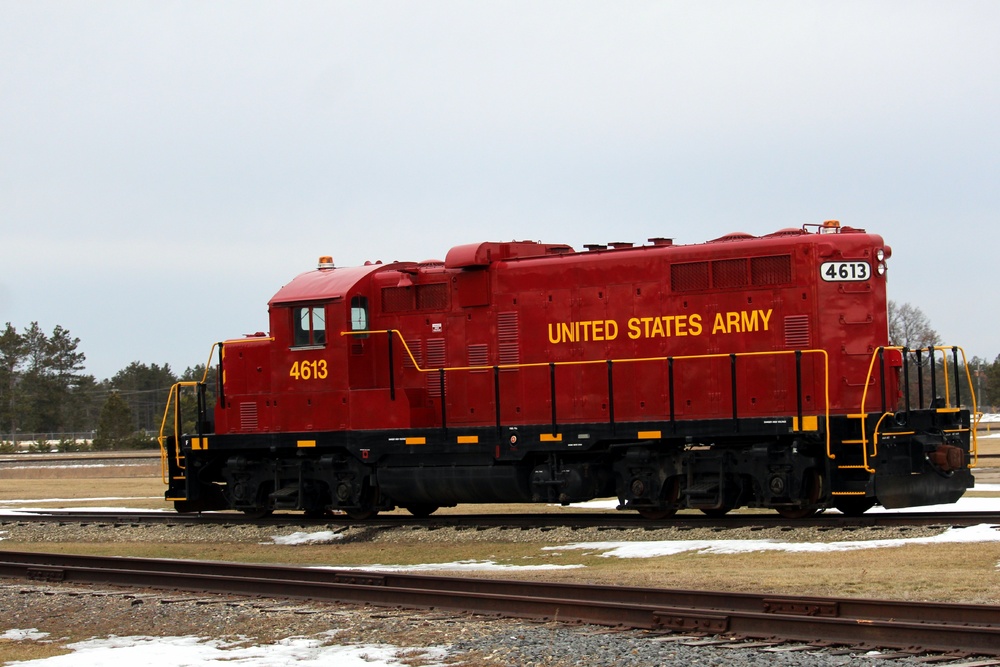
[2,1,998,380]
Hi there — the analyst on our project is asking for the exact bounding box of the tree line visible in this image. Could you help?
[1,302,998,452]
[0,322,213,452]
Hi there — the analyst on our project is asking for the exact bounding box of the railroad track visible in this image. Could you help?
[0,550,997,657]
[4,508,1000,530]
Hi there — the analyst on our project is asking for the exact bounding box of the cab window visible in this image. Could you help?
[292,305,326,347]
[350,296,369,338]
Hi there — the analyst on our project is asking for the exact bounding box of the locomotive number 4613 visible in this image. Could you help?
[820,261,870,282]
[289,359,328,380]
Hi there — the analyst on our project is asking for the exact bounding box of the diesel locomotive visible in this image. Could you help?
[159,220,978,518]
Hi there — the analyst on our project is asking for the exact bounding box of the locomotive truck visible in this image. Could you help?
[159,220,977,519]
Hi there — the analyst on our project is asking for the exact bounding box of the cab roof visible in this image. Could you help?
[269,263,393,306]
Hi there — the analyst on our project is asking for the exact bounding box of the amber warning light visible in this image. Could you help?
[318,256,335,269]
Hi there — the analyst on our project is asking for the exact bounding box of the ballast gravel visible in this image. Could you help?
[0,519,951,546]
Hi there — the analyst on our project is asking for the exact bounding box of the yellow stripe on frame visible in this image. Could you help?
[540,433,562,442]
[638,430,662,439]
[191,437,207,451]
[406,437,427,445]
[457,435,479,444]
[297,440,316,448]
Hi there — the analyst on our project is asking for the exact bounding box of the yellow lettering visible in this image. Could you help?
[592,320,603,341]
[628,318,641,339]
[760,309,772,330]
[675,315,687,336]
[605,319,619,340]
[640,316,654,337]
[727,312,740,332]
[650,316,665,338]
[689,313,703,336]
[741,310,758,332]
[548,323,561,344]
[712,312,726,334]
[561,322,575,343]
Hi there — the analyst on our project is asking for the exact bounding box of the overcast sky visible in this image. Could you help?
[2,1,998,381]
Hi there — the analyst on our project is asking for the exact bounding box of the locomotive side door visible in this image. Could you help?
[346,295,376,389]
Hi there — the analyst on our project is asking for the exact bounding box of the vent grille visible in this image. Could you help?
[467,343,489,368]
[671,262,710,291]
[239,402,258,431]
[417,283,448,310]
[381,286,413,313]
[751,255,792,286]
[712,259,748,289]
[403,339,423,369]
[497,311,520,367]
[784,315,811,349]
[426,338,446,397]
[382,283,449,313]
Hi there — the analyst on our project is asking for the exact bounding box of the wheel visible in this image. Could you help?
[403,505,439,518]
[344,508,379,520]
[775,470,823,519]
[834,497,875,516]
[638,507,678,520]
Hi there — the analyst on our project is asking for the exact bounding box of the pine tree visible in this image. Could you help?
[92,391,137,451]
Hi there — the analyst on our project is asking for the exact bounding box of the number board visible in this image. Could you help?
[820,261,870,282]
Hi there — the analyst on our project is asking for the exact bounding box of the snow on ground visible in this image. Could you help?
[315,559,584,573]
[542,523,1000,559]
[271,530,344,545]
[566,484,1000,512]
[0,632,450,667]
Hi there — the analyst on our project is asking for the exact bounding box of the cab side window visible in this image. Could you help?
[351,296,368,332]
[292,305,326,347]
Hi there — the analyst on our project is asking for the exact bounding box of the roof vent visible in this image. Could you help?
[649,237,673,246]
[318,256,335,269]
[584,244,607,252]
[609,242,633,249]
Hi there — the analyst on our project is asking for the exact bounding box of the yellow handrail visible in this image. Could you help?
[343,329,832,456]
[156,343,219,484]
[858,345,979,469]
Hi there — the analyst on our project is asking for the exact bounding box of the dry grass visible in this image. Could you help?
[0,640,72,663]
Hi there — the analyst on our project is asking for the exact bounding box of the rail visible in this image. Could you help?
[344,329,833,455]
[854,345,979,473]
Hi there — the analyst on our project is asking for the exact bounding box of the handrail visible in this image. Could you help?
[156,343,219,484]
[858,345,979,469]
[343,329,832,455]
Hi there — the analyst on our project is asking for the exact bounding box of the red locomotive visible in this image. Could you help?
[160,220,977,518]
